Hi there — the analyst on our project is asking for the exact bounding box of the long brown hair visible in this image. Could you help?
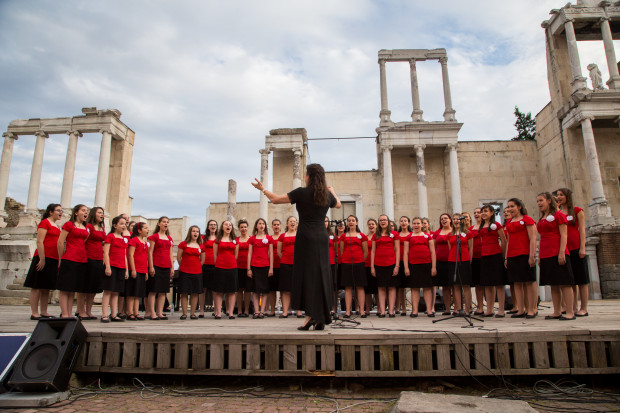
[184,225,201,244]
[557,188,576,225]
[86,206,105,231]
[538,192,558,219]
[306,163,329,207]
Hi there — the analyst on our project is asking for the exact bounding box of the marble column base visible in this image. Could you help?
[571,76,588,92]
[411,109,424,122]
[443,108,456,122]
[588,199,613,227]
[16,211,40,228]
[379,109,393,126]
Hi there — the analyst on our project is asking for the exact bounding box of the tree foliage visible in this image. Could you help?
[512,106,536,141]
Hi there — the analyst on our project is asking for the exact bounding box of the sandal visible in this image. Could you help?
[127,315,137,321]
[180,314,187,320]
[110,316,125,322]
[135,315,145,321]
[258,313,264,319]
[190,314,198,319]
[100,317,110,323]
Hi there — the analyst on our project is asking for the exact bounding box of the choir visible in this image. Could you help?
[24,188,590,322]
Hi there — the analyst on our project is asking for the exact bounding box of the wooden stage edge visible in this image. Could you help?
[1,300,620,378]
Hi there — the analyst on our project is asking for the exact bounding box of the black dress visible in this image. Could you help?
[288,187,337,325]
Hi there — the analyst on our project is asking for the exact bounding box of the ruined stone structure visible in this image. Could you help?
[208,1,620,299]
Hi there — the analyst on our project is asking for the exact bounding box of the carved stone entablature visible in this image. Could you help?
[378,48,446,62]
[265,128,307,152]
[546,3,620,36]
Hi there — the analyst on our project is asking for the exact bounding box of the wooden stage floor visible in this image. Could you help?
[1,300,619,378]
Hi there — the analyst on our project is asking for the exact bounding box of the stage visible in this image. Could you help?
[1,301,619,378]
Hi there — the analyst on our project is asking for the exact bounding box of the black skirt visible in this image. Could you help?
[434,261,453,287]
[479,254,506,286]
[178,271,203,294]
[279,264,294,292]
[212,267,238,293]
[450,261,472,286]
[147,266,171,294]
[539,256,574,286]
[396,262,406,287]
[56,260,87,292]
[507,255,537,283]
[339,263,367,287]
[569,249,589,285]
[101,266,126,293]
[237,267,248,290]
[405,263,434,288]
[125,272,147,297]
[250,266,270,295]
[24,256,58,290]
[82,259,104,294]
[269,267,280,292]
[364,266,378,294]
[202,264,214,290]
[470,258,481,287]
[376,264,398,288]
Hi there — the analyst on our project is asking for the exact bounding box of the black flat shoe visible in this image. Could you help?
[110,317,124,322]
[494,314,505,318]
[388,314,396,318]
[296,314,304,318]
[483,313,495,318]
[474,311,485,316]
[507,309,519,314]
[525,312,538,319]
[545,315,561,320]
[378,313,386,318]
[575,312,589,317]
[559,315,576,321]
[30,315,42,320]
[410,313,418,318]
[511,313,526,318]
[229,315,235,320]
[214,315,221,320]
[400,312,407,316]
[361,314,367,318]
[198,314,205,318]
[279,315,288,318]
[343,314,351,319]
[427,312,435,318]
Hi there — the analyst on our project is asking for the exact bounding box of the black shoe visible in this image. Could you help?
[361,314,367,318]
[297,319,316,331]
[559,315,576,321]
[511,313,526,318]
[378,313,386,318]
[388,314,396,318]
[525,312,538,319]
[279,314,288,318]
[30,315,42,320]
[314,321,325,331]
[427,312,435,318]
[410,313,418,318]
[400,312,407,316]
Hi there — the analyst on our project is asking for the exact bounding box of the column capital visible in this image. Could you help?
[292,149,302,156]
[2,132,18,140]
[446,143,458,151]
[600,16,611,22]
[577,112,594,123]
[381,144,393,152]
[259,148,270,156]
[66,130,83,138]
[34,130,49,139]
[565,18,575,24]
[100,128,112,135]
[378,58,386,65]
[409,59,417,67]
[439,56,448,64]
[414,144,426,152]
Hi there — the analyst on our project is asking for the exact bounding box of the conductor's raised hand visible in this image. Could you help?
[252,179,264,192]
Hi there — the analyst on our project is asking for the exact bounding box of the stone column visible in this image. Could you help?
[26,131,48,212]
[585,237,602,300]
[227,179,237,226]
[600,17,620,89]
[259,148,270,221]
[382,145,394,219]
[94,129,112,209]
[414,145,428,218]
[580,116,611,220]
[439,57,456,122]
[379,58,392,126]
[565,19,588,91]
[447,143,462,213]
[60,130,81,213]
[0,132,17,227]
[409,59,423,121]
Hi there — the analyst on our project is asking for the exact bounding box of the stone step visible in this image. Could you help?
[7,282,28,291]
[0,296,29,305]
[0,289,29,298]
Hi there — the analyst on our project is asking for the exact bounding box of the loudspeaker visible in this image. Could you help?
[8,318,87,392]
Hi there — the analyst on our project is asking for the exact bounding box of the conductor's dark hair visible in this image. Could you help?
[306,163,329,207]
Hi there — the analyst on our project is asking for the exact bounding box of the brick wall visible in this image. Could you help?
[597,226,620,298]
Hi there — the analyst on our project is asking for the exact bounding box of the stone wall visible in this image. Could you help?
[597,226,620,298]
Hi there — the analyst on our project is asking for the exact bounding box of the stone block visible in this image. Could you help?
[390,391,536,413]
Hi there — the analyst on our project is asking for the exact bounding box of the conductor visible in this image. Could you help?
[252,163,341,330]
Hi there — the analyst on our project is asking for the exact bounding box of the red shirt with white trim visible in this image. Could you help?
[248,235,272,267]
[339,233,368,264]
[448,233,473,262]
[537,211,570,259]
[433,230,451,262]
[215,240,237,269]
[278,235,296,265]
[85,224,105,261]
[236,238,250,269]
[202,238,216,266]
[374,231,400,266]
[105,233,128,269]
[178,241,202,274]
[565,206,583,251]
[407,233,432,264]
[61,221,88,263]
[147,233,173,268]
[479,222,503,257]
[271,235,282,268]
[34,219,61,260]
[129,237,149,274]
[505,215,536,258]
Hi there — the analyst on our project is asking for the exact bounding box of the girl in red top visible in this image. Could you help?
[57,204,89,318]
[267,218,282,317]
[116,213,133,319]
[102,215,129,322]
[335,220,346,301]
[127,222,149,320]
[556,188,589,317]
[364,218,378,317]
[277,216,297,317]
[78,206,105,320]
[396,216,412,316]
[537,192,575,320]
[469,207,485,315]
[434,213,454,315]
[404,217,437,317]
[235,219,251,318]
[505,198,538,318]
[147,216,174,320]
[200,219,217,318]
[177,225,204,320]
[339,215,368,318]
[25,203,62,320]
[247,218,273,318]
[325,217,338,316]
[478,204,507,317]
[371,214,400,317]
[448,217,474,314]
[213,220,239,319]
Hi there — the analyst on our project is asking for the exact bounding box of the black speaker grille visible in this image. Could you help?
[22,344,59,379]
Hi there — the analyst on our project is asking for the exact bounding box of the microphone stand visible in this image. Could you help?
[433,224,484,328]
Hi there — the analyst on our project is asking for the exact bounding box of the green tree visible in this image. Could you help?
[512,106,536,141]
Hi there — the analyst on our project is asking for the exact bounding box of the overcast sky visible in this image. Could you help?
[0,1,614,227]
